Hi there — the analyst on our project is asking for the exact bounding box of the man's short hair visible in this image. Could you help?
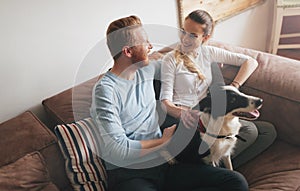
[106,15,142,60]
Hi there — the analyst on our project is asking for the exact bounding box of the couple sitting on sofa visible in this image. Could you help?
[90,10,276,191]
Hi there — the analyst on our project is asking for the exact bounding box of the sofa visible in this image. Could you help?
[1,40,300,190]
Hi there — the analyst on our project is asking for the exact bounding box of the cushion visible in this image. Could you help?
[55,118,107,191]
[0,151,59,191]
[0,111,57,167]
[0,111,73,190]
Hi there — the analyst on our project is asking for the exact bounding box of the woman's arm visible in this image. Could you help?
[149,43,178,60]
[159,54,185,118]
[157,43,177,54]
[209,46,258,88]
[161,99,187,119]
[230,57,258,88]
[160,100,201,129]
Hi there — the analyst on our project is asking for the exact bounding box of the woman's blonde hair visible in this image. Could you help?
[174,49,205,80]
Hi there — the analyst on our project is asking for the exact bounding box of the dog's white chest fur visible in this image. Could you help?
[199,114,241,169]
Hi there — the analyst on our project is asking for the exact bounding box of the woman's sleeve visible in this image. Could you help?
[160,53,176,102]
[207,46,251,66]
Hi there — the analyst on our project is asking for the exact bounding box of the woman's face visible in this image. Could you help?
[180,18,209,53]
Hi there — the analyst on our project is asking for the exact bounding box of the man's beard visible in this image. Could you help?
[132,53,148,67]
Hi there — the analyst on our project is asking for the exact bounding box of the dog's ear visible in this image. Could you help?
[200,84,227,119]
[199,95,211,113]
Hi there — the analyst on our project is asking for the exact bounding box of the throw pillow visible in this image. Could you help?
[55,118,107,191]
[0,151,59,191]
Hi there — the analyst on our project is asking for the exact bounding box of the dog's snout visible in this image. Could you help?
[255,98,263,107]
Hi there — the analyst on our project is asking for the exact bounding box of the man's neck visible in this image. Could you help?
[110,59,138,80]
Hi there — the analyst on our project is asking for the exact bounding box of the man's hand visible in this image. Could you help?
[161,124,176,143]
[181,110,201,129]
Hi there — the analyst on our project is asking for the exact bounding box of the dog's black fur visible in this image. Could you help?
[199,85,262,120]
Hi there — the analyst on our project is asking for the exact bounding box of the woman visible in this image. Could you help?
[158,9,277,168]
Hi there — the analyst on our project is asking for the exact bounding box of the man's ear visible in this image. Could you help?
[122,46,133,58]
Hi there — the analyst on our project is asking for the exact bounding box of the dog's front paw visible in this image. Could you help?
[167,158,178,165]
[202,156,212,166]
[160,150,178,165]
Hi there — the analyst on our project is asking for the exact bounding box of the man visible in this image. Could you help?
[90,15,248,191]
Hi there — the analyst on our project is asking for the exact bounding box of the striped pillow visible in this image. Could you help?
[55,118,107,191]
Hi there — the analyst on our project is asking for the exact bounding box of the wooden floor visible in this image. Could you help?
[277,49,300,61]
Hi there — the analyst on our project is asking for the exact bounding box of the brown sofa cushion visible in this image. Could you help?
[0,111,72,191]
[0,111,56,167]
[0,151,59,191]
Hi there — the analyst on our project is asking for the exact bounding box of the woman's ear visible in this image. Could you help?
[122,46,133,58]
[202,34,211,44]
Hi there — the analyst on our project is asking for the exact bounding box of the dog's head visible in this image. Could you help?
[198,85,262,120]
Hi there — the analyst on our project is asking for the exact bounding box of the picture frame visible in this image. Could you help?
[177,0,265,27]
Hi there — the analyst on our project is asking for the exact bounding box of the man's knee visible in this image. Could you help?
[226,171,249,191]
[112,178,158,191]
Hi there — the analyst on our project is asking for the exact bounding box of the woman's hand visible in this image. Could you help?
[181,109,201,129]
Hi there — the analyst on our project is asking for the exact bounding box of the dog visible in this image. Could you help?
[196,85,263,170]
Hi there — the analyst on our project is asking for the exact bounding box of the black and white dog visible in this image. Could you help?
[197,85,263,169]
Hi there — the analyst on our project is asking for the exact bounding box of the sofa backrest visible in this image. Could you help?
[43,76,162,126]
[43,76,100,126]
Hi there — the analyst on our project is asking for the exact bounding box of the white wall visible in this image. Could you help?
[0,0,273,124]
[213,0,274,51]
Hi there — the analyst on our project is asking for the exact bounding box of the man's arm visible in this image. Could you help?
[91,83,176,160]
[139,125,176,156]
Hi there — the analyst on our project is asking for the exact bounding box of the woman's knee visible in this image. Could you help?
[239,120,259,144]
[254,121,277,143]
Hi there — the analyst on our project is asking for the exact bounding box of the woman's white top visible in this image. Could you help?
[160,45,251,108]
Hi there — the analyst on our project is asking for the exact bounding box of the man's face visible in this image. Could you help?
[131,28,153,67]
